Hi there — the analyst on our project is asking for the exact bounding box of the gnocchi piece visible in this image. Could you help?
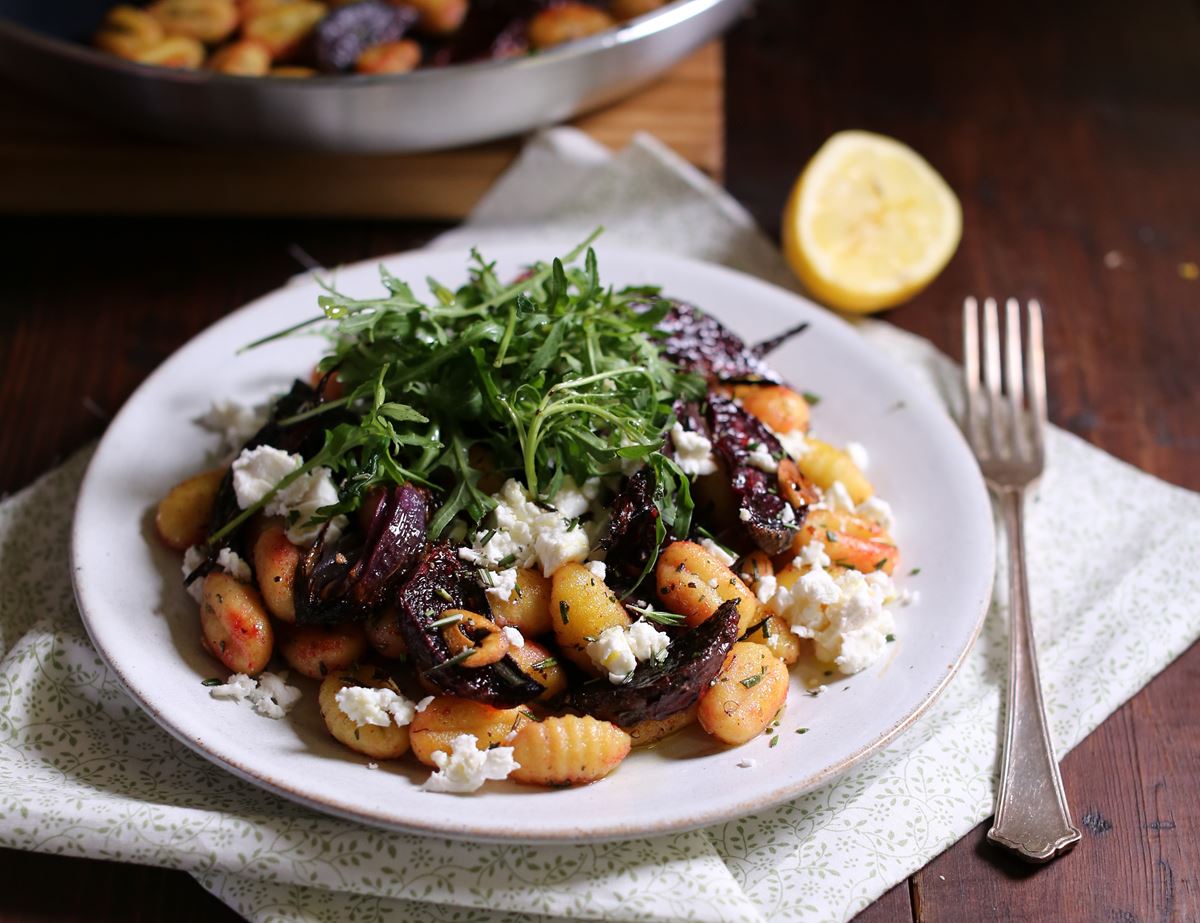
[148,0,240,43]
[742,615,801,666]
[355,39,421,74]
[796,509,898,575]
[404,0,468,35]
[268,65,317,76]
[489,567,552,636]
[94,6,165,58]
[209,38,272,74]
[240,0,305,16]
[506,638,568,703]
[625,704,697,748]
[796,438,873,504]
[655,540,758,635]
[200,571,274,675]
[697,642,789,745]
[243,2,327,60]
[131,34,207,66]
[439,609,509,667]
[155,467,224,551]
[278,622,368,679]
[610,0,666,20]
[509,715,631,786]
[527,2,615,49]
[252,522,302,621]
[318,665,411,759]
[409,696,533,767]
[364,606,408,659]
[777,458,820,509]
[738,550,774,585]
[550,562,630,673]
[730,384,810,435]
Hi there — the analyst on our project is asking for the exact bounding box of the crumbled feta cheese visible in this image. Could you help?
[422,733,519,793]
[502,626,525,649]
[824,480,856,513]
[737,758,757,769]
[845,441,870,471]
[229,445,346,545]
[462,478,593,600]
[747,444,779,473]
[335,685,417,728]
[586,620,671,684]
[415,695,435,713]
[199,399,267,452]
[585,559,607,581]
[856,496,895,532]
[775,429,811,461]
[707,577,720,588]
[795,539,831,570]
[755,573,778,604]
[366,762,379,770]
[780,503,796,524]
[671,423,717,476]
[209,671,301,719]
[215,547,251,583]
[738,508,753,523]
[699,538,736,567]
[808,684,827,697]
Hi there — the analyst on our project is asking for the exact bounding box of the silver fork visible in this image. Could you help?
[963,297,1082,863]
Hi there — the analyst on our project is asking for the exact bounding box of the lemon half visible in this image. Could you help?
[782,131,962,313]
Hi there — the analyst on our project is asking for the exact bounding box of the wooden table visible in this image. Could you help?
[1,0,1197,919]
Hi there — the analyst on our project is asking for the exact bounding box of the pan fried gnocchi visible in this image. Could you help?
[159,243,917,793]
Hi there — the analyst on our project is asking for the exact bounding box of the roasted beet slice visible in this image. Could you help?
[599,467,662,591]
[293,483,429,624]
[636,300,781,385]
[393,543,542,707]
[572,600,741,727]
[313,1,417,72]
[707,395,801,554]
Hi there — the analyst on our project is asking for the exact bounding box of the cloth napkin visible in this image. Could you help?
[2,129,1198,923]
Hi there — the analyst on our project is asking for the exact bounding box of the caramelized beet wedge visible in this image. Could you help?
[572,600,741,727]
[293,483,430,625]
[707,395,801,554]
[636,300,781,385]
[599,468,662,592]
[393,543,542,707]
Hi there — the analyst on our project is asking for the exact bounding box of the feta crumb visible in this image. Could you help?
[699,538,736,567]
[366,762,379,770]
[845,441,870,471]
[671,423,717,476]
[808,684,827,697]
[335,685,418,728]
[209,671,301,719]
[736,758,757,769]
[199,399,267,452]
[747,445,778,473]
[182,545,251,602]
[502,626,525,649]
[585,559,607,581]
[825,480,856,513]
[423,733,519,793]
[738,508,753,523]
[229,445,346,545]
[415,695,435,713]
[856,496,895,532]
[775,429,811,461]
[587,620,671,683]
[708,577,720,588]
[488,568,520,603]
[795,539,831,570]
[755,573,778,604]
[215,547,251,583]
[780,503,796,524]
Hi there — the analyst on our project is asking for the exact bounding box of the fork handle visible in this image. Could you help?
[987,487,1082,862]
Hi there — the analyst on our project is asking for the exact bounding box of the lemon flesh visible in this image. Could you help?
[783,131,962,313]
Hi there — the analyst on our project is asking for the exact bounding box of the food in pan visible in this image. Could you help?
[155,238,914,792]
[92,0,675,76]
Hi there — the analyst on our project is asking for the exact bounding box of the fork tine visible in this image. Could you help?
[1026,299,1048,453]
[1005,298,1027,458]
[963,297,984,453]
[982,297,1005,457]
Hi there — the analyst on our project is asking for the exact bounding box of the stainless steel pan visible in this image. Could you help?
[0,0,748,152]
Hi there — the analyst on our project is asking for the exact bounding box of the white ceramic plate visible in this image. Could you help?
[72,245,994,843]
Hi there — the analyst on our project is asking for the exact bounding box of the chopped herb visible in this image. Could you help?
[795,727,809,734]
[520,710,538,722]
[434,586,453,602]
[201,678,222,687]
[496,553,518,570]
[424,648,477,673]
[874,558,888,571]
[802,391,822,406]
[428,613,464,630]
[531,657,558,671]
[909,567,921,576]
[769,735,779,748]
[825,529,838,542]
[886,633,896,643]
[627,603,685,626]
[477,527,496,547]
[559,600,571,624]
[740,671,765,689]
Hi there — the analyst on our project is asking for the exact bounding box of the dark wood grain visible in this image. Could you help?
[1,0,1198,919]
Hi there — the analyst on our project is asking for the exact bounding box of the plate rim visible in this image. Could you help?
[71,244,995,843]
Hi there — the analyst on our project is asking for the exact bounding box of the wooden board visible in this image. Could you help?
[0,43,721,220]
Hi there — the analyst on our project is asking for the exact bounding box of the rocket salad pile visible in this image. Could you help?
[154,237,913,793]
